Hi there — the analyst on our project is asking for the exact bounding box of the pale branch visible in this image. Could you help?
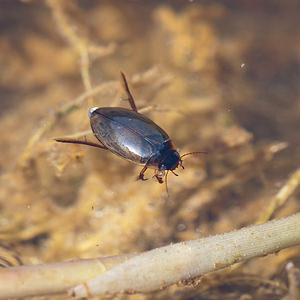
[0,214,299,298]
[0,254,136,299]
[71,213,300,297]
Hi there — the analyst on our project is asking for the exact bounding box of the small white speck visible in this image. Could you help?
[27,205,31,209]
[195,227,202,234]
[177,223,187,232]
[147,202,155,209]
[241,63,245,68]
[93,207,104,218]
[286,261,294,271]
[88,107,99,118]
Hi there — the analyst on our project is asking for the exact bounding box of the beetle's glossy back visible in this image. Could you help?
[90,107,170,165]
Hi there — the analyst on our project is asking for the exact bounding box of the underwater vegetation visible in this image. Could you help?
[0,0,299,299]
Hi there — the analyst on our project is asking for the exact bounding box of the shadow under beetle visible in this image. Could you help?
[56,72,206,191]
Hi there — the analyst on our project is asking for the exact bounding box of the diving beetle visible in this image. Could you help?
[56,73,206,190]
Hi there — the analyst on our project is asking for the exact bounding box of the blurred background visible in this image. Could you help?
[0,0,299,299]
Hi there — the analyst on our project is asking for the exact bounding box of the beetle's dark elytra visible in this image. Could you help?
[90,107,170,164]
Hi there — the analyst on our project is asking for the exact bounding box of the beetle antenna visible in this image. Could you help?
[180,151,208,160]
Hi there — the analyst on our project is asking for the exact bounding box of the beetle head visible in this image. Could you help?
[159,150,180,171]
[158,150,207,194]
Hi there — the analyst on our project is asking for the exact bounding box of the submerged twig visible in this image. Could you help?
[70,213,300,297]
[283,262,300,300]
[0,214,299,298]
[46,0,116,106]
[0,254,136,299]
[258,167,300,224]
[17,0,117,168]
[17,81,118,168]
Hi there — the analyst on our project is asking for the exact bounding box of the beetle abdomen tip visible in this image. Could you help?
[88,107,99,118]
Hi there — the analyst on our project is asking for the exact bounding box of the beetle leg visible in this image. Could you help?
[55,137,108,150]
[120,72,138,112]
[179,159,184,169]
[153,169,164,184]
[137,164,149,181]
[154,174,164,184]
